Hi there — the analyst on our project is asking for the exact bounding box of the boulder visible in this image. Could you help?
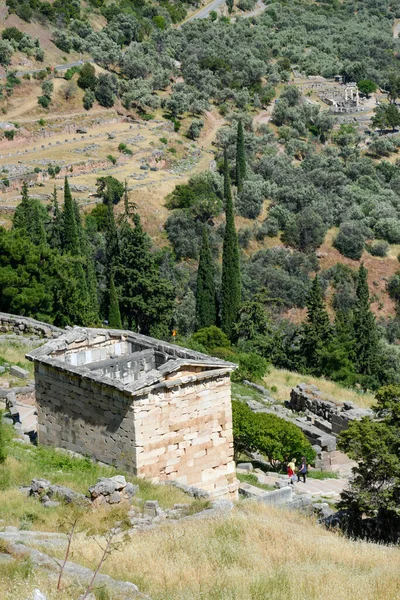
[30,479,51,495]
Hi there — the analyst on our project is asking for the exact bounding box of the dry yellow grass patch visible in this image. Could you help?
[264,367,375,409]
[56,502,400,600]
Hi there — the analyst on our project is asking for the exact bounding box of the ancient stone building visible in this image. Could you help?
[27,327,238,500]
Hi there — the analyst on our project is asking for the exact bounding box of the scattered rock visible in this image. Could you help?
[10,365,30,379]
[236,462,253,472]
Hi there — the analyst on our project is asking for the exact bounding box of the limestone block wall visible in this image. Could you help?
[133,373,237,499]
[35,361,237,499]
[35,362,138,467]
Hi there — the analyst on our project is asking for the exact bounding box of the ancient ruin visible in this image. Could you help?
[26,327,239,500]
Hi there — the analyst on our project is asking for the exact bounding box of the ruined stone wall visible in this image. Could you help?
[0,312,62,338]
[289,384,373,435]
[133,373,237,499]
[35,361,237,499]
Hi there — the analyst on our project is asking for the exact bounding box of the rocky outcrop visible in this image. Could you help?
[89,476,139,507]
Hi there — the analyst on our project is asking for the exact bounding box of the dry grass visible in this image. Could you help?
[264,367,376,409]
[44,502,400,600]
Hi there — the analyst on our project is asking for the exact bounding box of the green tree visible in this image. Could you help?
[77,62,97,90]
[221,150,241,339]
[353,264,379,380]
[196,227,217,329]
[338,385,400,543]
[357,79,377,97]
[232,400,315,466]
[108,274,122,329]
[62,177,79,255]
[115,214,174,335]
[235,120,246,193]
[301,275,332,374]
[13,182,47,246]
[49,185,62,250]
[385,103,400,131]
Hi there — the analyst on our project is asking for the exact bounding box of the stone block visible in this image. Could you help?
[10,365,30,379]
[236,462,253,472]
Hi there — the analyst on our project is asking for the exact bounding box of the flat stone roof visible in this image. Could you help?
[26,327,235,397]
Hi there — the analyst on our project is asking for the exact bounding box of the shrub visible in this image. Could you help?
[365,241,389,257]
[232,400,315,467]
[191,326,230,351]
[4,130,15,141]
[77,63,97,90]
[334,222,367,260]
[107,155,116,165]
[237,180,265,219]
[231,352,270,383]
[256,218,279,240]
[374,218,400,244]
[159,137,168,144]
[83,89,95,111]
[38,95,50,108]
[187,119,204,140]
[238,227,253,249]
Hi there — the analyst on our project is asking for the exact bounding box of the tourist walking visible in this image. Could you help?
[287,458,296,485]
[297,456,307,483]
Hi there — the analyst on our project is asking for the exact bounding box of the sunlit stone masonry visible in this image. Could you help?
[27,327,238,500]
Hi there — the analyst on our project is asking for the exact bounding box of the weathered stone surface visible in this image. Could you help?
[10,365,30,379]
[30,479,51,494]
[236,462,253,472]
[125,482,139,498]
[27,325,239,500]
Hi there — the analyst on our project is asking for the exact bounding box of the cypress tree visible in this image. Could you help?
[13,182,47,246]
[62,177,79,255]
[301,275,332,374]
[235,120,246,193]
[108,274,122,329]
[12,181,30,231]
[221,150,241,339]
[353,264,379,377]
[50,185,62,250]
[196,227,217,329]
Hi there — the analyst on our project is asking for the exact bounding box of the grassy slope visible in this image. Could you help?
[34,502,400,600]
[264,366,376,409]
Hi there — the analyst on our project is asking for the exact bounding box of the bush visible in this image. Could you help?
[191,326,230,351]
[237,180,265,219]
[374,218,400,244]
[232,400,315,467]
[231,352,270,383]
[37,96,50,108]
[83,89,95,111]
[77,62,97,90]
[238,227,253,249]
[256,218,279,240]
[334,222,367,260]
[365,241,389,257]
[4,130,15,141]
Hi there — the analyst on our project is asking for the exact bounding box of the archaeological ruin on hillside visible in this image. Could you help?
[27,327,239,500]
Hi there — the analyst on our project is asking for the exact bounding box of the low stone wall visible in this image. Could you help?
[0,313,62,339]
[289,384,373,435]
